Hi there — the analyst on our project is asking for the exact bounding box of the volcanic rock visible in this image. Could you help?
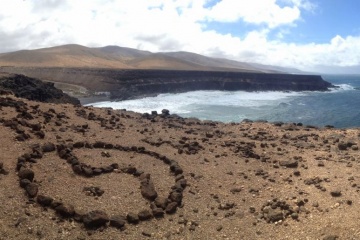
[18,168,35,181]
[140,174,158,201]
[165,202,178,214]
[126,212,139,224]
[55,204,75,218]
[279,159,298,168]
[83,210,109,228]
[36,195,53,207]
[25,183,38,198]
[138,210,153,221]
[110,215,126,229]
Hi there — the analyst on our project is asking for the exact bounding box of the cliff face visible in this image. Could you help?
[0,67,333,101]
[104,70,333,100]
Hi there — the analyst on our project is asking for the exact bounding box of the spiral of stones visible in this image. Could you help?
[16,141,187,229]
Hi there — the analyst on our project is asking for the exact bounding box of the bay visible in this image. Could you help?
[88,74,360,128]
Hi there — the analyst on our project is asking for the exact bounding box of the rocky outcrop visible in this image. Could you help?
[0,73,80,105]
[0,67,333,101]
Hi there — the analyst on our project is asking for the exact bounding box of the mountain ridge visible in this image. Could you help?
[0,44,305,73]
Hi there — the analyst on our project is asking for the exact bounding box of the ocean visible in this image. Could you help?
[88,74,360,128]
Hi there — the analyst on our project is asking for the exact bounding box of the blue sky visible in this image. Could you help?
[204,0,360,43]
[290,1,360,43]
[0,0,359,73]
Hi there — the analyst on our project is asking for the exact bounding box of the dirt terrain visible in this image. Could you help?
[1,88,360,240]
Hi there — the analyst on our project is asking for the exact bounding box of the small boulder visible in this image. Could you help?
[126,212,139,224]
[330,190,342,197]
[338,142,347,150]
[42,142,56,152]
[25,183,38,198]
[140,174,158,201]
[55,204,75,218]
[19,179,31,188]
[138,210,153,221]
[152,208,164,218]
[279,160,298,168]
[83,210,109,229]
[154,197,168,209]
[37,195,53,207]
[110,215,126,229]
[165,202,178,214]
[18,168,34,181]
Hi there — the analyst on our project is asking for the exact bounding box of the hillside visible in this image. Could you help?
[0,44,295,73]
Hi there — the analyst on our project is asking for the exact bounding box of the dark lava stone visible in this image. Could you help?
[152,208,164,218]
[110,215,126,229]
[55,204,75,218]
[19,179,31,188]
[126,212,139,224]
[165,202,178,214]
[138,210,153,221]
[25,183,38,198]
[18,168,35,181]
[37,195,53,206]
[42,142,56,152]
[83,210,109,229]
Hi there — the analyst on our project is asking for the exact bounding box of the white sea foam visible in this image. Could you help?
[330,84,355,91]
[88,90,305,114]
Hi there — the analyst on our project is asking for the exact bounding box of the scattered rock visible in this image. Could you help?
[279,159,298,168]
[330,190,342,197]
[83,186,105,197]
[142,231,152,237]
[323,235,339,240]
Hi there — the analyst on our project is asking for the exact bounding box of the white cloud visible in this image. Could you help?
[205,0,301,28]
[0,0,359,73]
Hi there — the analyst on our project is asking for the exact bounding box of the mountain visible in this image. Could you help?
[0,44,302,73]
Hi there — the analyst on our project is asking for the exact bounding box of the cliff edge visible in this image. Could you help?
[0,67,333,101]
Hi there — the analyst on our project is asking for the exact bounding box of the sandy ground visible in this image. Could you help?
[0,94,360,240]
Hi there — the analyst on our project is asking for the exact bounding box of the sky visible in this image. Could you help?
[0,0,360,73]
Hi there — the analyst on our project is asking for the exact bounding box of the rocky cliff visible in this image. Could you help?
[105,70,333,100]
[0,73,80,105]
[0,67,333,101]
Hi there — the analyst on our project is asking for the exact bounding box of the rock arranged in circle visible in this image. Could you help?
[1,97,187,230]
[16,141,187,230]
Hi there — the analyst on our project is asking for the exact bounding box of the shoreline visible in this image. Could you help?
[79,90,359,130]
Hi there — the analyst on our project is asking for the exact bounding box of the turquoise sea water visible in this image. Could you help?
[89,74,360,128]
